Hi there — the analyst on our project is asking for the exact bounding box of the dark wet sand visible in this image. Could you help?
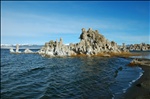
[123,59,150,99]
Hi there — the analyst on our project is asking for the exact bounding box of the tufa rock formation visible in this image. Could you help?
[127,43,150,51]
[10,48,15,53]
[128,58,150,66]
[9,44,35,54]
[16,44,21,53]
[9,44,21,54]
[24,48,33,53]
[118,43,129,52]
[38,28,128,57]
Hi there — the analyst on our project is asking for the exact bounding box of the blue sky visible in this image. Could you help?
[1,1,150,45]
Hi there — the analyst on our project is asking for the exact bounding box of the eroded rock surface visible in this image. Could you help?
[24,48,33,53]
[10,48,15,53]
[129,58,150,66]
[127,43,150,51]
[38,28,128,57]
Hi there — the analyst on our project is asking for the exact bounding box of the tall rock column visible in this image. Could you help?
[60,38,63,47]
[16,44,19,53]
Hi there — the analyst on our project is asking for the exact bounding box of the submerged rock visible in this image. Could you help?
[38,28,129,57]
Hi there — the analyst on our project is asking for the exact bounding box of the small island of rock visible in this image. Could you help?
[38,28,129,57]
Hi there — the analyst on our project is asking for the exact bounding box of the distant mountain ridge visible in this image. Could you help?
[1,44,43,49]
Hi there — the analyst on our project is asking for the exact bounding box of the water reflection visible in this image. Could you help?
[131,51,150,59]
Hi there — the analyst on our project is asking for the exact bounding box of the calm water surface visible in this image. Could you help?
[1,49,143,99]
[130,51,150,59]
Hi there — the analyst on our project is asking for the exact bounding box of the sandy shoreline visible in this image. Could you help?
[123,58,150,99]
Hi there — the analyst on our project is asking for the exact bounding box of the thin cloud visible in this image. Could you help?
[1,4,149,45]
[2,11,135,37]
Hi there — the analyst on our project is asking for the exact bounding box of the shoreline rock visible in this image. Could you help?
[128,58,150,67]
[124,58,150,99]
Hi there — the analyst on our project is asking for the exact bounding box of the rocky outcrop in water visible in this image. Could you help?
[9,44,36,54]
[16,44,21,53]
[127,43,150,51]
[38,28,128,57]
[10,48,15,53]
[9,44,21,53]
[24,48,33,53]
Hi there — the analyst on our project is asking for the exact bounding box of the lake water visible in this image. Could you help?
[130,51,150,59]
[1,49,144,99]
